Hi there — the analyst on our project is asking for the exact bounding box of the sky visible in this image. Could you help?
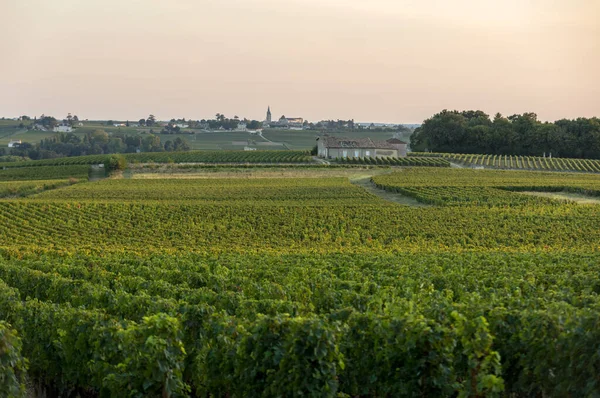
[1,0,598,123]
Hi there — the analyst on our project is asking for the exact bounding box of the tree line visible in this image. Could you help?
[411,110,600,158]
[7,130,190,160]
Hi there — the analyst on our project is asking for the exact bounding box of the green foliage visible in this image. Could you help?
[104,154,127,173]
[0,168,599,395]
[340,156,450,167]
[0,165,90,181]
[411,152,600,173]
[0,180,76,198]
[0,321,27,397]
[0,150,312,169]
[452,313,504,397]
[102,314,189,397]
[373,167,600,206]
[411,110,600,158]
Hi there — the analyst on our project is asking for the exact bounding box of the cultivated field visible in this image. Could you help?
[1,163,599,397]
[0,123,404,151]
[414,152,600,173]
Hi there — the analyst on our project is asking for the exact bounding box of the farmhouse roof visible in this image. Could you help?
[319,136,395,149]
[386,138,407,145]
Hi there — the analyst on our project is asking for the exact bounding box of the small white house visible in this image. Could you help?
[8,140,21,148]
[53,125,72,132]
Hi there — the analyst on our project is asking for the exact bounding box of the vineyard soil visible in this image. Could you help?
[519,190,600,204]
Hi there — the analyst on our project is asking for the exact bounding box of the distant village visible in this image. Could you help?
[7,107,415,135]
[3,109,416,160]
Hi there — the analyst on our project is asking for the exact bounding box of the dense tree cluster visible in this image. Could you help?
[9,131,190,160]
[316,120,355,129]
[206,114,240,130]
[411,110,600,158]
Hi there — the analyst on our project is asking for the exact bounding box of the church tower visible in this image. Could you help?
[266,106,272,123]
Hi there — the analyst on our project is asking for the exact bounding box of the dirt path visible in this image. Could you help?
[349,174,429,207]
[518,191,600,205]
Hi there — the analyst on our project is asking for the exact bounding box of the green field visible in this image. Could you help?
[261,129,406,150]
[1,165,600,396]
[1,123,406,151]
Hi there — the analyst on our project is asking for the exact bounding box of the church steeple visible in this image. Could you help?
[266,106,272,123]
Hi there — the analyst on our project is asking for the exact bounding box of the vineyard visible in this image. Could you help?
[0,165,90,181]
[411,152,600,173]
[373,168,600,206]
[31,177,383,204]
[337,156,449,167]
[0,180,77,198]
[1,167,600,396]
[0,150,313,169]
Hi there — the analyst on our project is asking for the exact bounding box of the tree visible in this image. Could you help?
[38,116,58,129]
[142,135,163,152]
[247,120,262,130]
[91,129,109,144]
[105,154,127,173]
[147,115,156,127]
[173,137,190,151]
[139,118,146,127]
[106,138,127,153]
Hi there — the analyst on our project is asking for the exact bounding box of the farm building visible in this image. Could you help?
[53,125,72,132]
[386,138,408,157]
[317,136,407,159]
[7,140,22,148]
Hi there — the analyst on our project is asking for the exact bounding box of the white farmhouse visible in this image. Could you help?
[8,140,22,148]
[53,125,73,132]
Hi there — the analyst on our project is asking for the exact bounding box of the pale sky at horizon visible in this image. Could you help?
[1,0,598,123]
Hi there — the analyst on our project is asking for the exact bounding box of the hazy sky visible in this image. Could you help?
[1,0,598,123]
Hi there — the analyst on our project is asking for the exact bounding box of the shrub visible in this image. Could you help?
[104,155,127,173]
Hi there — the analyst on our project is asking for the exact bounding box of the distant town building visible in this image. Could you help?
[263,106,304,129]
[7,140,21,148]
[53,125,72,132]
[279,116,304,126]
[317,136,404,159]
[356,122,400,130]
[236,123,247,131]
